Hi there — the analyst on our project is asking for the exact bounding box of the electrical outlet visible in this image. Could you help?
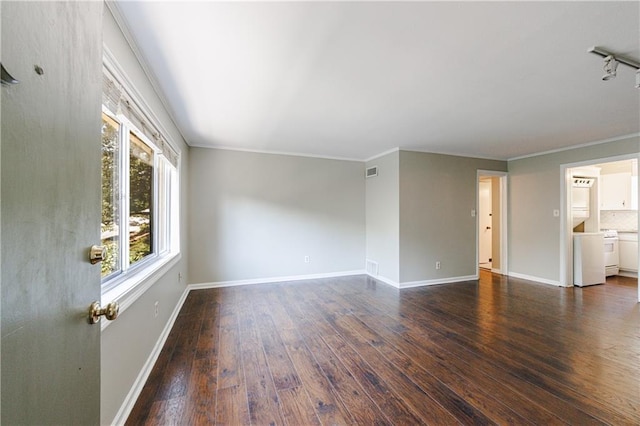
[304,255,310,263]
[154,301,159,318]
[178,272,182,282]
[436,261,441,270]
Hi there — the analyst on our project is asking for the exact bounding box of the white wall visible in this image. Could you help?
[188,148,366,284]
[365,151,400,283]
[398,151,507,283]
[100,7,191,425]
[508,135,640,284]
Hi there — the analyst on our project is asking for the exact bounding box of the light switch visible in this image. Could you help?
[471,209,476,217]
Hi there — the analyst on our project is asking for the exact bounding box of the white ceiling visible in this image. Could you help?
[113,1,640,161]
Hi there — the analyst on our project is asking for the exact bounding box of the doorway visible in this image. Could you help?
[479,178,493,269]
[477,171,508,276]
[561,154,639,302]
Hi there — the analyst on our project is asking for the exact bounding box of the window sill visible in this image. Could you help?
[100,251,181,331]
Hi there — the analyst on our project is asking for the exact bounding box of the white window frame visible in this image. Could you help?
[101,51,181,328]
[101,109,165,283]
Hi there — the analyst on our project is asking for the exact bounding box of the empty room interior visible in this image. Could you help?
[2,1,640,425]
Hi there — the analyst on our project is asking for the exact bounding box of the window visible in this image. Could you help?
[101,114,121,276]
[128,131,154,265]
[101,65,180,294]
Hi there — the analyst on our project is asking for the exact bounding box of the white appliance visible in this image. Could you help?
[603,230,619,277]
[573,233,605,286]
[571,177,595,228]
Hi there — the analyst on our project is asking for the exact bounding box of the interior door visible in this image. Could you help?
[479,180,492,265]
[1,2,103,424]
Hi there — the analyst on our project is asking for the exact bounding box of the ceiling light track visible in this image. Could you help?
[588,46,640,88]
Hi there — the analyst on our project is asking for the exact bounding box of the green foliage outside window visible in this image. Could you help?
[129,134,153,265]
[101,116,120,277]
[101,114,156,278]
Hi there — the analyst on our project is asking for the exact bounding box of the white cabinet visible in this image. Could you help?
[600,173,633,210]
[632,176,638,210]
[619,233,638,272]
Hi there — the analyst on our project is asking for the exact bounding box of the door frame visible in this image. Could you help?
[560,153,640,301]
[476,170,508,276]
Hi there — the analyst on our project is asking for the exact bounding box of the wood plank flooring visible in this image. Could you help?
[126,272,640,425]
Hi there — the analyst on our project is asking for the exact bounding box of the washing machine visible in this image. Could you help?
[573,232,606,286]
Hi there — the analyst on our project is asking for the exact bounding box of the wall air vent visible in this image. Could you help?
[366,259,379,276]
[366,166,378,178]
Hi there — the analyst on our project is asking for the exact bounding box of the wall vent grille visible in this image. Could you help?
[366,259,379,276]
[366,166,378,178]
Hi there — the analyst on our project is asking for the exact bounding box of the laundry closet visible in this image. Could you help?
[570,159,638,287]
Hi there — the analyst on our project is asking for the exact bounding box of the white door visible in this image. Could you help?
[1,2,103,424]
[479,180,493,266]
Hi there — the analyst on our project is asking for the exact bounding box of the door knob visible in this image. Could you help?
[89,245,106,264]
[88,301,119,324]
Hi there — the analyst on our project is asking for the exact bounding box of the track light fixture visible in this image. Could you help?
[602,55,617,81]
[588,47,640,89]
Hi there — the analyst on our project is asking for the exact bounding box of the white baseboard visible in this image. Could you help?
[399,275,478,289]
[111,287,190,426]
[508,271,562,287]
[366,274,400,288]
[189,270,367,289]
[366,273,479,289]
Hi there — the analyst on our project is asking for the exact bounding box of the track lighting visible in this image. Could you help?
[602,55,617,81]
[588,46,640,89]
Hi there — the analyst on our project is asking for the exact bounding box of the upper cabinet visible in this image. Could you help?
[600,173,637,210]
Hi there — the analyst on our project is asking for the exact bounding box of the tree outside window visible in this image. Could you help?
[101,112,165,281]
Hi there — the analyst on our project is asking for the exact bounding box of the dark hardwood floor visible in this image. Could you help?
[126,271,640,425]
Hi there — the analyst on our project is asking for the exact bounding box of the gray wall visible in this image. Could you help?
[100,7,191,425]
[508,136,640,283]
[399,151,507,283]
[188,148,366,283]
[365,151,400,283]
